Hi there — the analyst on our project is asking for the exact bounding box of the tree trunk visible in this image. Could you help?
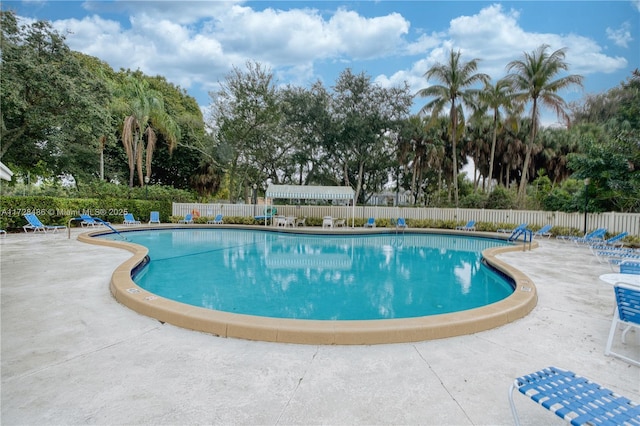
[487,110,498,193]
[450,102,459,206]
[518,99,538,201]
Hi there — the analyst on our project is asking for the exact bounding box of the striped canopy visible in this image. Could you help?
[266,184,354,200]
[0,162,13,181]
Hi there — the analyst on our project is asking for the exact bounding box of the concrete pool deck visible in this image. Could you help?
[1,227,639,425]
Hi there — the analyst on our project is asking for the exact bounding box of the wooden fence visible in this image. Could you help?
[173,203,640,237]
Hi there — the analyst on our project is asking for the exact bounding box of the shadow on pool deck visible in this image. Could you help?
[1,228,639,425]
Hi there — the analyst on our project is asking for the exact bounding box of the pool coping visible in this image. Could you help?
[78,225,538,345]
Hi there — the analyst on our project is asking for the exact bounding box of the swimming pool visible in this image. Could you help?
[81,226,538,344]
[112,229,514,320]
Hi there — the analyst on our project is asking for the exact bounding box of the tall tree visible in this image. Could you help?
[330,69,412,201]
[475,78,517,192]
[505,44,583,201]
[0,11,112,182]
[209,61,282,200]
[416,50,489,206]
[279,82,333,186]
[114,75,180,187]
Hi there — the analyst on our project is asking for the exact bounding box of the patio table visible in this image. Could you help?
[599,273,640,286]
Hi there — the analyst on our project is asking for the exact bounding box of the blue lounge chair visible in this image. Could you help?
[532,224,552,239]
[558,227,602,244]
[123,213,141,225]
[620,261,640,275]
[605,283,640,367]
[589,245,639,267]
[456,220,476,231]
[607,254,640,271]
[178,214,193,224]
[207,214,223,224]
[573,227,607,245]
[80,214,110,227]
[23,213,66,233]
[80,214,98,227]
[509,366,640,425]
[364,218,376,228]
[149,211,161,224]
[599,231,628,247]
[497,223,526,234]
[396,218,407,229]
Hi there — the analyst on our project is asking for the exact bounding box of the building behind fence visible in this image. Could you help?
[173,202,640,237]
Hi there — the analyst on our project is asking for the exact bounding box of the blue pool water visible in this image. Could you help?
[101,229,514,320]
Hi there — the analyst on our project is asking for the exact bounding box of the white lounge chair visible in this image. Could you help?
[322,216,333,228]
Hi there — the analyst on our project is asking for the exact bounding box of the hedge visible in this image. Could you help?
[0,196,171,231]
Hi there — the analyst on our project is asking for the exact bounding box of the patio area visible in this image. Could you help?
[1,228,639,425]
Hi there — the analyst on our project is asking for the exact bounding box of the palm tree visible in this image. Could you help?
[464,115,492,191]
[416,49,489,206]
[115,76,180,187]
[476,78,518,192]
[399,115,446,203]
[504,44,583,201]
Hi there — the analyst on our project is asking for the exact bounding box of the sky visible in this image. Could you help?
[3,0,640,126]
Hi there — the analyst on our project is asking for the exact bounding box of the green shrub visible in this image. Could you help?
[0,196,171,231]
[486,186,517,209]
[459,192,487,208]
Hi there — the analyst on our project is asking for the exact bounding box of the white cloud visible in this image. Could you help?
[27,1,631,111]
[46,3,411,104]
[82,0,241,25]
[327,8,409,59]
[374,3,628,99]
[404,32,443,55]
[606,22,633,48]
